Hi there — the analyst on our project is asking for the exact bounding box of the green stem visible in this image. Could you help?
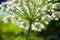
[26,21,32,40]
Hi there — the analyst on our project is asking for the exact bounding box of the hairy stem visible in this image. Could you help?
[26,21,32,40]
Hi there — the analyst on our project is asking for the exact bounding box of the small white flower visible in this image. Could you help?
[3,17,8,23]
[32,24,37,30]
[51,9,54,12]
[42,5,47,11]
[4,20,8,23]
[55,18,59,21]
[51,13,56,18]
[40,23,45,29]
[38,28,41,32]
[44,21,49,24]
[48,0,51,1]
[41,17,44,20]
[25,27,29,30]
[52,4,56,8]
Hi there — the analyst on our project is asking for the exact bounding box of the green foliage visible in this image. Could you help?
[0,14,3,20]
[1,22,20,33]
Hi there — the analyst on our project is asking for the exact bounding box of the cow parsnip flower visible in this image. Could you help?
[1,0,60,31]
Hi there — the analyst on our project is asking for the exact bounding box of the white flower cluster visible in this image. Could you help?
[32,22,45,31]
[3,15,20,24]
[1,0,60,31]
